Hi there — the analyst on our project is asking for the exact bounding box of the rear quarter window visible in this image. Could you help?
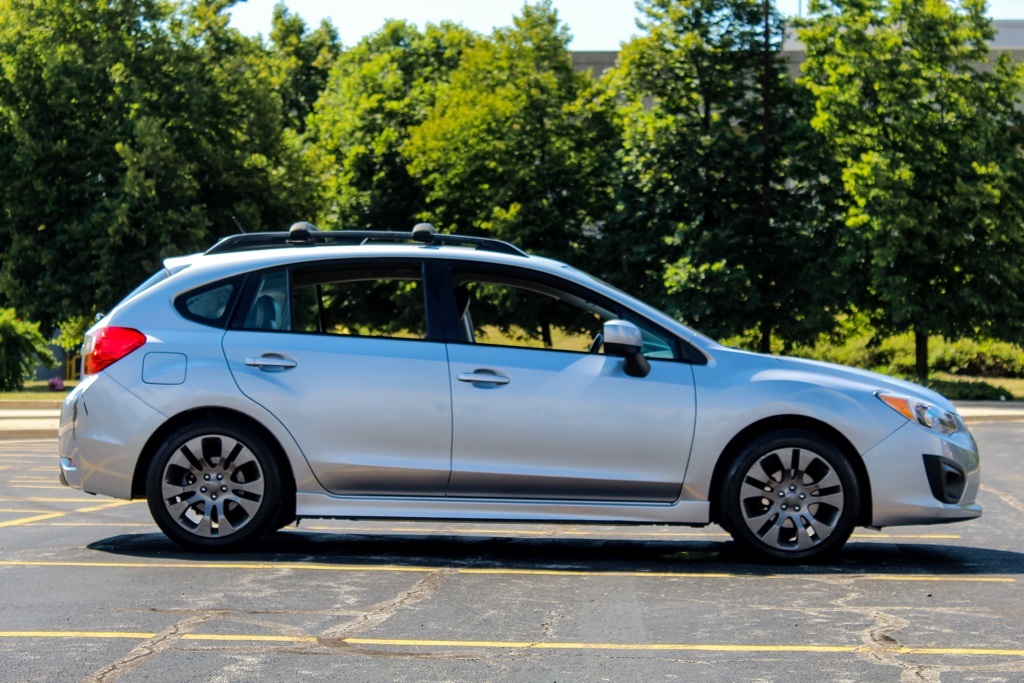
[174,277,243,328]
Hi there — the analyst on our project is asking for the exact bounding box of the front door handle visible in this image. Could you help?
[457,371,510,385]
[244,355,297,371]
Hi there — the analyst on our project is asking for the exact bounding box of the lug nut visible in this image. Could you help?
[200,486,207,493]
[211,494,218,500]
[221,486,228,492]
[217,474,223,481]
[204,474,211,481]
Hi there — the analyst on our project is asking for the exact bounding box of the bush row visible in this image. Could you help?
[789,332,1024,379]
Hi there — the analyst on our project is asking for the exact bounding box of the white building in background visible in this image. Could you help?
[572,19,1024,76]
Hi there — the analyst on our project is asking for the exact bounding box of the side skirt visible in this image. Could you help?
[295,492,710,525]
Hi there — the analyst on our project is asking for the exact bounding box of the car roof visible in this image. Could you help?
[150,223,712,350]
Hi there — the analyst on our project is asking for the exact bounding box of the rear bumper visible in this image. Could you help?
[58,374,166,499]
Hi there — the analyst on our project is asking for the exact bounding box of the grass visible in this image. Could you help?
[0,379,78,402]
[931,372,1024,400]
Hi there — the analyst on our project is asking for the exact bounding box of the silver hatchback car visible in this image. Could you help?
[58,223,981,562]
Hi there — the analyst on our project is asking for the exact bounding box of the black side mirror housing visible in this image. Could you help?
[602,320,651,378]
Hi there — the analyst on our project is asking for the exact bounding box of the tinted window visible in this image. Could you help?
[450,269,679,359]
[243,263,427,340]
[175,278,240,328]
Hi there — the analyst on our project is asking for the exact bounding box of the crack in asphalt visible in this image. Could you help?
[82,612,216,683]
[981,484,1024,516]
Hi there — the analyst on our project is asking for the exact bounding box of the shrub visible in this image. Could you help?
[918,377,1013,402]
[0,308,57,391]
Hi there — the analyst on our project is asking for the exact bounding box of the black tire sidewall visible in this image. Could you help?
[720,430,860,563]
[146,420,282,551]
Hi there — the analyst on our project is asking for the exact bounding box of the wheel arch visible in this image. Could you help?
[708,415,872,527]
[131,406,297,523]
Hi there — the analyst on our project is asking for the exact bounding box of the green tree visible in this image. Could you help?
[405,1,617,266]
[267,2,340,134]
[0,308,55,391]
[0,0,306,327]
[304,20,476,230]
[609,0,848,352]
[800,0,1024,377]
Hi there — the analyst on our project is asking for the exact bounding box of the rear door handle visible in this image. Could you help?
[457,371,510,385]
[244,355,297,371]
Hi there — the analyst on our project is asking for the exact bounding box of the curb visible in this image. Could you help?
[0,401,63,410]
[962,415,1024,425]
[0,429,58,440]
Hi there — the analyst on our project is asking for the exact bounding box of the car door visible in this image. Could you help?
[221,261,453,496]
[443,265,697,503]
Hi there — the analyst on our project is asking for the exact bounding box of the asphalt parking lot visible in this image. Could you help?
[1,422,1023,683]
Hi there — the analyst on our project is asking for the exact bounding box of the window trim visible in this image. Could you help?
[230,258,441,342]
[440,261,701,363]
[174,275,245,329]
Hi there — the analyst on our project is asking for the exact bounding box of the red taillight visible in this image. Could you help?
[83,327,147,375]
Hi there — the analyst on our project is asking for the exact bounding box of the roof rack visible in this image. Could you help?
[204,222,528,257]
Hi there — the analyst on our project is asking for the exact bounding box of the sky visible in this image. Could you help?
[228,0,1024,51]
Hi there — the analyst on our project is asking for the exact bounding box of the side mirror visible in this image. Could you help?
[603,320,651,378]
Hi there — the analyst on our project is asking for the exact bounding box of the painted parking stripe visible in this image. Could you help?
[0,631,1022,657]
[0,500,135,527]
[0,513,65,528]
[0,560,1013,582]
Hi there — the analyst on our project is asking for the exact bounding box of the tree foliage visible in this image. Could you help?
[304,20,476,230]
[1,0,1022,373]
[0,308,55,391]
[0,0,308,327]
[800,0,1024,376]
[608,0,849,352]
[266,2,340,134]
[404,1,618,266]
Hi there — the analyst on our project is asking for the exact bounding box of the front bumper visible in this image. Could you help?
[863,420,981,527]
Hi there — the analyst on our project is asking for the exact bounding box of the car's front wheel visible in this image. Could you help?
[147,420,281,551]
[719,430,859,563]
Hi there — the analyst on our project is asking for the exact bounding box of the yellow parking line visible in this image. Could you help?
[857,575,1012,583]
[0,499,136,527]
[10,486,68,491]
[0,560,1012,583]
[0,513,66,527]
[41,522,155,528]
[0,560,434,573]
[181,633,319,643]
[0,508,52,513]
[0,631,1022,657]
[74,500,136,513]
[0,498,98,503]
[0,631,155,640]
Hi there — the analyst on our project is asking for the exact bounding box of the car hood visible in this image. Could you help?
[775,355,956,412]
[710,346,957,413]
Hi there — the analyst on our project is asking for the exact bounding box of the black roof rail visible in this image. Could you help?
[204,222,528,257]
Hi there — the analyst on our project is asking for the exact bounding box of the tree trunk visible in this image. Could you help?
[758,319,772,354]
[758,0,774,359]
[915,328,928,380]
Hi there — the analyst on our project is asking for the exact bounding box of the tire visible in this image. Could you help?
[719,430,859,563]
[146,420,282,551]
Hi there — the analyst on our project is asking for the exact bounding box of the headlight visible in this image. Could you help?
[876,392,962,436]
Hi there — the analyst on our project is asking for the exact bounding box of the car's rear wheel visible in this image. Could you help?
[719,430,859,563]
[146,420,281,551]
